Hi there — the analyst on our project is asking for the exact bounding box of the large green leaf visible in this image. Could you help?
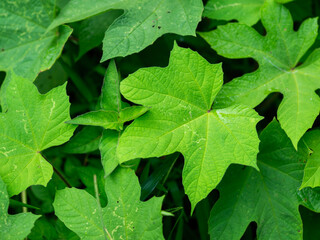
[54,167,164,240]
[208,120,320,240]
[0,0,71,79]
[203,0,293,26]
[117,44,262,210]
[0,176,40,239]
[48,0,203,61]
[300,130,320,189]
[200,1,320,148]
[0,75,75,196]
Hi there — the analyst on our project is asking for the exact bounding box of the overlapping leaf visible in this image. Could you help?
[0,0,71,79]
[0,176,40,239]
[54,167,164,240]
[68,61,147,175]
[203,0,292,26]
[301,130,320,189]
[48,0,203,61]
[117,44,262,209]
[0,75,75,196]
[200,1,320,148]
[209,120,320,240]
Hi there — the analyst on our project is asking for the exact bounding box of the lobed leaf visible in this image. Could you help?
[0,75,75,196]
[200,1,320,148]
[54,167,164,240]
[117,44,262,210]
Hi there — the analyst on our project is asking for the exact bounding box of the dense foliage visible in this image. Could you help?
[1,0,320,239]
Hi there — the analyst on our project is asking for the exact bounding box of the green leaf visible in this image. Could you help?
[48,0,203,61]
[68,61,147,175]
[67,106,149,131]
[200,1,320,148]
[0,75,75,196]
[203,0,293,26]
[0,0,72,79]
[0,175,40,239]
[300,130,320,189]
[77,10,123,58]
[208,120,320,240]
[54,167,164,240]
[117,44,262,210]
[63,126,103,154]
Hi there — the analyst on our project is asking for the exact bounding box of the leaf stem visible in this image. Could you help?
[52,165,72,188]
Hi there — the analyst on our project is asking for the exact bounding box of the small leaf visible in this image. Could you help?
[117,44,262,209]
[48,0,203,61]
[54,167,164,240]
[0,75,75,196]
[0,176,40,239]
[300,130,320,189]
[200,1,320,148]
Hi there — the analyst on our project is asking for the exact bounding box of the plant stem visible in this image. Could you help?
[21,190,27,213]
[52,165,72,188]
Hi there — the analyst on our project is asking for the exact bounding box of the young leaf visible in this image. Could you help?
[117,44,262,210]
[0,176,40,239]
[48,0,203,61]
[300,130,320,189]
[0,0,72,79]
[208,120,320,240]
[54,167,164,240]
[203,0,293,26]
[200,1,320,148]
[0,75,75,196]
[68,61,146,175]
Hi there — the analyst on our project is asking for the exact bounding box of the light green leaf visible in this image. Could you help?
[0,176,40,239]
[54,167,164,240]
[208,120,320,240]
[67,106,149,131]
[300,130,320,189]
[117,44,262,209]
[0,75,75,196]
[203,0,293,26]
[0,0,72,79]
[48,0,203,61]
[200,1,320,148]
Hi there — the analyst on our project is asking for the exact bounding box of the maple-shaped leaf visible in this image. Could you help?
[68,61,147,175]
[0,0,71,79]
[203,0,292,26]
[0,75,75,196]
[0,175,40,239]
[54,167,164,240]
[117,44,262,209]
[208,120,320,240]
[300,130,320,189]
[200,1,320,148]
[47,0,203,61]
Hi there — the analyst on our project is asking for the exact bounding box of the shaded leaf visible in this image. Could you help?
[0,176,40,239]
[48,0,203,61]
[208,120,320,240]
